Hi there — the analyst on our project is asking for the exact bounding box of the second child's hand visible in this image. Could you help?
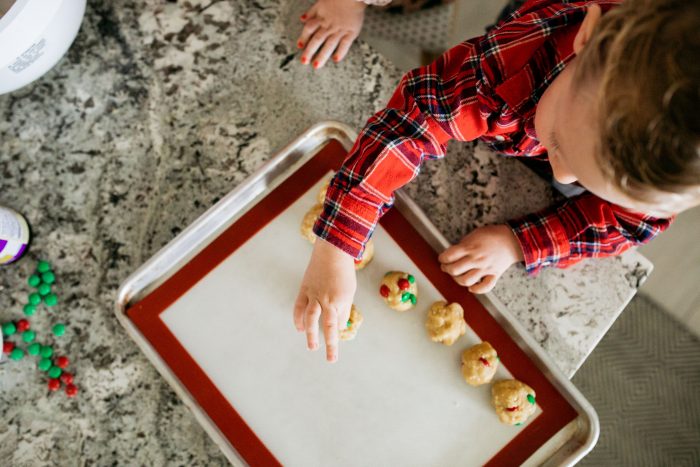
[296,0,367,69]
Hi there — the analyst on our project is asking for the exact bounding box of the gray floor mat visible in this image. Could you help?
[572,294,700,466]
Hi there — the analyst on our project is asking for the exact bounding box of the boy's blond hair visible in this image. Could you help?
[575,0,700,207]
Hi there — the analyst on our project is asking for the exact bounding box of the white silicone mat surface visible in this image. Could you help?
[159,175,541,466]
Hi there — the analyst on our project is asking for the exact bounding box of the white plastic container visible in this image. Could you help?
[0,0,86,95]
[0,206,30,264]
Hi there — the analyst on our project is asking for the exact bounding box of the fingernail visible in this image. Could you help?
[308,342,318,350]
[300,14,307,20]
[328,354,337,362]
[301,56,308,64]
[297,40,304,48]
[332,55,339,62]
[312,60,319,69]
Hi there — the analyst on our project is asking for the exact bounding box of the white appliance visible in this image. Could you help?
[0,0,86,95]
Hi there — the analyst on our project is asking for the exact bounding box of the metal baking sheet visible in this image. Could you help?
[115,121,598,466]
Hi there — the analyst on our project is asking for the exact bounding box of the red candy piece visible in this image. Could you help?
[506,406,519,412]
[65,384,78,397]
[2,341,14,353]
[397,278,410,290]
[16,319,30,332]
[60,372,74,385]
[55,356,70,369]
[354,258,361,264]
[48,378,61,391]
[479,357,490,367]
[379,284,390,298]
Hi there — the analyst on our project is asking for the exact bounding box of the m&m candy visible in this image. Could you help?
[60,372,74,385]
[2,341,14,354]
[41,271,55,284]
[23,304,36,316]
[40,345,53,358]
[28,274,41,287]
[27,343,41,356]
[48,379,61,391]
[379,285,390,298]
[2,322,16,336]
[9,348,24,361]
[22,330,36,343]
[52,324,65,336]
[38,358,52,371]
[55,356,69,369]
[16,319,30,332]
[65,384,78,397]
[45,294,58,307]
[48,366,62,379]
[28,293,41,305]
[38,283,51,296]
[37,260,51,273]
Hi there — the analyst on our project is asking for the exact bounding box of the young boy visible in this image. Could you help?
[293,0,700,362]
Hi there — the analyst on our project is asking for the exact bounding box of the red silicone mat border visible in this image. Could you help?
[126,140,577,467]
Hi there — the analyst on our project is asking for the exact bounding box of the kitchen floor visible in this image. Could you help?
[360,0,700,338]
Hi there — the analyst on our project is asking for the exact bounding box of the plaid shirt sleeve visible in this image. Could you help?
[313,39,493,259]
[507,193,673,275]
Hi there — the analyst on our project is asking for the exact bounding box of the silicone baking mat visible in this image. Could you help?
[125,140,578,466]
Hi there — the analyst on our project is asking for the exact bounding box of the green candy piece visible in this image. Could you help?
[28,293,41,305]
[38,358,52,371]
[22,330,36,343]
[23,304,36,316]
[38,283,51,296]
[2,322,16,336]
[28,274,41,287]
[346,320,351,328]
[9,348,24,361]
[48,366,62,378]
[41,271,55,284]
[496,355,500,361]
[27,343,41,356]
[410,294,417,305]
[40,345,53,358]
[407,274,415,284]
[515,422,523,426]
[45,294,58,307]
[52,323,65,337]
[527,394,536,405]
[401,292,410,302]
[37,260,51,273]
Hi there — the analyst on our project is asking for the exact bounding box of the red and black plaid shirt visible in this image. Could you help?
[313,0,672,275]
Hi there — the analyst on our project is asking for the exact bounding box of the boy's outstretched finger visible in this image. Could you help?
[322,308,340,362]
[293,291,307,332]
[304,301,322,350]
[469,275,497,294]
[332,35,354,63]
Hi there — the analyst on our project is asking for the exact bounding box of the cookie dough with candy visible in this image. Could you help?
[491,379,537,425]
[339,304,363,341]
[379,271,417,311]
[461,341,499,386]
[425,301,466,346]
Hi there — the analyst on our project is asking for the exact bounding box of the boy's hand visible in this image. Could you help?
[438,225,524,294]
[296,0,367,69]
[294,239,356,362]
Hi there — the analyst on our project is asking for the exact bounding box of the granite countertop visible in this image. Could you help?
[0,0,651,464]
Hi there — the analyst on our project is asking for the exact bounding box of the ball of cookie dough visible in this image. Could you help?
[300,204,323,243]
[353,239,375,270]
[461,341,499,386]
[425,301,466,346]
[379,271,417,311]
[317,179,330,205]
[339,305,363,341]
[491,379,537,425]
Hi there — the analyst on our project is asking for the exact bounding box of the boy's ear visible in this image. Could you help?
[573,4,603,54]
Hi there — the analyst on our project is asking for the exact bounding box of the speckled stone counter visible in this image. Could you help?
[0,0,651,464]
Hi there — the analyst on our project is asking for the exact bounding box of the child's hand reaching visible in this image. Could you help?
[294,239,357,362]
[296,0,367,69]
[438,225,524,294]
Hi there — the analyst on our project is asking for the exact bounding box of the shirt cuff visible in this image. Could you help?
[312,184,381,260]
[507,211,571,275]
